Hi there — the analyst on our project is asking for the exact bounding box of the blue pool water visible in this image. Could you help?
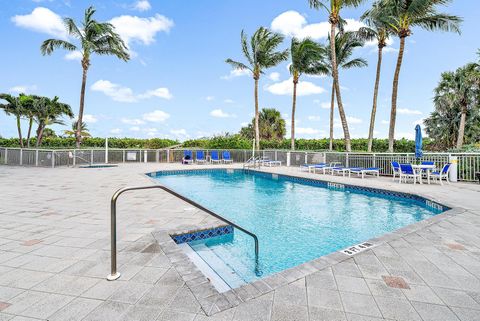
[152,169,443,286]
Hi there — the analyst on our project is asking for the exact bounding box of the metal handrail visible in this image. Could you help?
[107,185,260,281]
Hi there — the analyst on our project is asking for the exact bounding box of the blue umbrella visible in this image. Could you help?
[415,125,423,159]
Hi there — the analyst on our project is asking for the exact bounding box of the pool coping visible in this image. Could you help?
[145,168,466,316]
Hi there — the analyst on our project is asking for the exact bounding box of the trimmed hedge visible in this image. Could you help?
[0,136,432,152]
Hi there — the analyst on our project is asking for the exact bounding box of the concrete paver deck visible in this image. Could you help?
[0,163,479,321]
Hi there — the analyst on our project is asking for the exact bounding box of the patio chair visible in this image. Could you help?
[350,167,381,179]
[429,163,452,185]
[330,166,362,177]
[313,162,342,174]
[195,150,207,164]
[264,160,282,167]
[222,151,233,164]
[182,150,193,164]
[391,161,401,182]
[399,163,421,184]
[300,163,327,172]
[210,150,221,164]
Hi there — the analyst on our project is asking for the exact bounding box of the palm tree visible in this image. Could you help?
[34,96,73,147]
[239,108,287,140]
[41,6,129,148]
[64,121,91,138]
[309,0,366,152]
[21,95,39,148]
[226,27,289,150]
[366,0,462,152]
[289,38,329,150]
[360,4,392,152]
[433,64,479,149]
[0,93,26,147]
[325,31,368,151]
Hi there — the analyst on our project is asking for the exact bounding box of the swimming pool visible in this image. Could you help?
[151,169,445,288]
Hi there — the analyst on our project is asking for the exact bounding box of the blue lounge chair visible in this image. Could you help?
[210,150,221,164]
[313,162,342,174]
[330,166,362,177]
[391,161,401,182]
[301,163,327,172]
[183,150,193,164]
[196,150,207,164]
[350,167,381,179]
[429,163,451,185]
[222,151,233,164]
[399,163,421,184]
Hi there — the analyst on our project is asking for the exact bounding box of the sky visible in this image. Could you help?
[0,0,478,141]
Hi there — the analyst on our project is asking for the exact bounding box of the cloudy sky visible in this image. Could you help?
[0,0,478,141]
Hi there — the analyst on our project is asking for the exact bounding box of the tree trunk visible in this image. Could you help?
[329,22,351,152]
[76,65,88,148]
[16,115,24,148]
[456,104,467,149]
[35,123,43,147]
[388,36,406,152]
[329,83,335,151]
[26,117,33,148]
[254,77,260,151]
[367,46,384,152]
[291,78,298,151]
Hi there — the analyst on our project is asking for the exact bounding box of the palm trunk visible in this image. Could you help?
[254,77,260,151]
[35,123,43,147]
[26,117,33,148]
[367,46,384,152]
[291,78,298,151]
[456,104,467,149]
[37,126,45,147]
[16,115,24,148]
[389,36,406,152]
[329,22,351,152]
[329,83,335,151]
[76,65,88,148]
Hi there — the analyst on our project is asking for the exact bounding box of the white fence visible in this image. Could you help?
[1,147,479,182]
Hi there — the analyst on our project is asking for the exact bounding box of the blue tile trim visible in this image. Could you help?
[147,168,449,213]
[171,225,234,244]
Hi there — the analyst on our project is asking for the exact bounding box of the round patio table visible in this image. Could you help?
[411,164,436,184]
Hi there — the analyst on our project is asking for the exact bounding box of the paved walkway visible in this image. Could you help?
[0,164,479,321]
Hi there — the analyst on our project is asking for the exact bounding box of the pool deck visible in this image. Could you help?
[0,163,479,321]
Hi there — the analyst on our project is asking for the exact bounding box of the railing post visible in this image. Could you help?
[287,152,291,167]
[346,153,349,168]
[4,149,7,165]
[373,153,376,168]
[51,151,55,168]
[35,149,39,166]
[167,149,170,163]
[144,150,148,163]
[72,150,76,167]
[90,149,94,164]
[122,150,125,163]
[19,149,23,166]
[156,150,160,163]
[449,154,458,182]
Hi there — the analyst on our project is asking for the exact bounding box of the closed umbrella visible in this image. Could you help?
[415,125,423,159]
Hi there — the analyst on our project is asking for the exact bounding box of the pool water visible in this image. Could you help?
[153,169,442,286]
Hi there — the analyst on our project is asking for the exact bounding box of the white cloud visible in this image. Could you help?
[224,99,234,104]
[396,132,415,140]
[110,14,173,47]
[110,128,122,134]
[121,118,145,125]
[308,115,321,121]
[91,80,172,102]
[143,127,158,136]
[8,85,37,94]
[91,80,136,102]
[269,72,281,81]
[240,122,249,127]
[210,109,236,118]
[142,110,170,123]
[381,120,389,125]
[138,88,172,100]
[296,127,325,136]
[206,96,215,101]
[314,100,330,109]
[413,118,425,126]
[64,51,82,61]
[130,126,140,131]
[133,0,151,11]
[265,78,325,96]
[221,69,251,80]
[170,129,189,139]
[83,114,98,123]
[334,116,362,128]
[12,7,67,39]
[271,11,364,40]
[398,108,422,115]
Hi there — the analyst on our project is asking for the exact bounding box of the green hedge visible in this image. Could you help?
[0,136,433,152]
[0,137,178,149]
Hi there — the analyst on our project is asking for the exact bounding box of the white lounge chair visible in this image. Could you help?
[399,163,421,184]
[429,163,452,185]
[350,167,381,179]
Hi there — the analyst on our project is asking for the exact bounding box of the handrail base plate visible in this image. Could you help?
[107,272,121,281]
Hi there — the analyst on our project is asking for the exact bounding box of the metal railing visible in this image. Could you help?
[107,185,260,281]
[2,147,480,182]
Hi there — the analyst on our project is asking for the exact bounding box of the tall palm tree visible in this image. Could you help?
[0,93,26,147]
[360,4,392,152]
[325,31,368,151]
[289,38,329,150]
[34,96,73,147]
[64,120,91,138]
[41,6,129,148]
[21,95,39,148]
[366,0,462,152]
[239,108,287,140]
[309,0,366,152]
[226,27,289,150]
[433,64,479,149]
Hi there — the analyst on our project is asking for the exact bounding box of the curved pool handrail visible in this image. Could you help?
[107,185,260,281]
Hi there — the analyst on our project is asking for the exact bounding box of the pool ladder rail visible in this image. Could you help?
[243,156,263,169]
[107,185,261,281]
